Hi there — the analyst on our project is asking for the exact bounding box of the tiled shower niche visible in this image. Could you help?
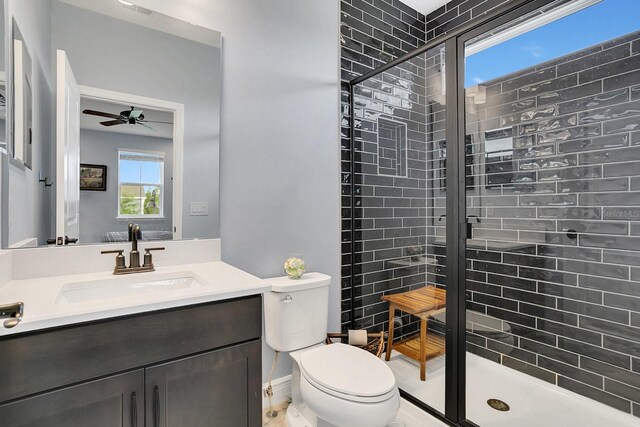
[377,118,408,177]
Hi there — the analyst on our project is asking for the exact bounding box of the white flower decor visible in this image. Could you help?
[284,257,306,279]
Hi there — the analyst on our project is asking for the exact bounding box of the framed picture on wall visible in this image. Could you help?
[80,164,107,191]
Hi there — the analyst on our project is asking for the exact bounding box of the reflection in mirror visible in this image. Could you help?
[0,1,4,154]
[79,97,175,243]
[1,0,50,250]
[12,18,33,169]
[484,127,514,188]
[0,0,221,248]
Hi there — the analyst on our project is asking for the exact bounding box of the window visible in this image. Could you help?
[464,0,640,86]
[118,150,164,218]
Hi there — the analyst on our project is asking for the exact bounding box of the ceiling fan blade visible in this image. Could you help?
[139,119,174,124]
[83,109,122,119]
[137,122,157,132]
[100,119,125,126]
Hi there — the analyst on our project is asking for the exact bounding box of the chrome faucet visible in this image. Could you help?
[102,224,165,275]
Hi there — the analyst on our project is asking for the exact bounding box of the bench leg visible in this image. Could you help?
[420,318,427,381]
[385,304,395,361]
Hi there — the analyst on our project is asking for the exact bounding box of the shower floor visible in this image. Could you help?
[387,351,639,427]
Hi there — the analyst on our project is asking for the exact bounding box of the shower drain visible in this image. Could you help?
[487,399,510,411]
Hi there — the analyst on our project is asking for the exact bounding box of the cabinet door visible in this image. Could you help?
[145,340,261,427]
[0,370,144,427]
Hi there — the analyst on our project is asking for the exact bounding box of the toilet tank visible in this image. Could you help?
[264,273,331,352]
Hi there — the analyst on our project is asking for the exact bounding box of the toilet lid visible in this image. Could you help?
[299,343,396,398]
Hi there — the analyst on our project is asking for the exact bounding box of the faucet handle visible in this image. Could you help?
[132,224,141,241]
[101,249,126,271]
[143,247,165,268]
[0,302,24,329]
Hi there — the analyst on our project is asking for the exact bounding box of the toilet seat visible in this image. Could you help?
[299,343,396,403]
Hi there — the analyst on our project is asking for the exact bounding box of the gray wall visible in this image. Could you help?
[79,129,173,243]
[51,0,220,239]
[134,0,342,382]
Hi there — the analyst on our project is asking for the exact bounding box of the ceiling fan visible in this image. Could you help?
[82,106,172,131]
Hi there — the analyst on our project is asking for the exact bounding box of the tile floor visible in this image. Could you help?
[261,398,447,427]
[262,401,289,427]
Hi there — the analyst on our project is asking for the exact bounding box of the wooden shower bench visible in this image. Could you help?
[381,286,446,381]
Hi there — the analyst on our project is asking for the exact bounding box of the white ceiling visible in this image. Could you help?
[80,98,174,139]
[400,0,450,16]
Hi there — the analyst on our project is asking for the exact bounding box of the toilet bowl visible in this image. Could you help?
[264,273,400,427]
[294,343,399,427]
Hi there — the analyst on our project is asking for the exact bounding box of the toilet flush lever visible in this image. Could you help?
[280,295,293,303]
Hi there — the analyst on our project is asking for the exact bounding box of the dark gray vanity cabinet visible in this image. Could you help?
[0,295,262,426]
[0,370,144,427]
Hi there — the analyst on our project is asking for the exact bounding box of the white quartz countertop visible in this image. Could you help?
[0,261,270,336]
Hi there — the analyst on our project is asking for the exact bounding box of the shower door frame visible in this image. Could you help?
[348,0,557,425]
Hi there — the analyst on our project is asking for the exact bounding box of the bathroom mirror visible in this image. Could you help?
[0,0,221,248]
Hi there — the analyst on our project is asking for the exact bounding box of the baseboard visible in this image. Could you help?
[262,375,291,409]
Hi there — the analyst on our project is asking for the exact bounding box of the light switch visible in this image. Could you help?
[189,202,209,216]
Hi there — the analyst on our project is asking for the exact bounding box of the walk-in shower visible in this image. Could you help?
[345,0,640,425]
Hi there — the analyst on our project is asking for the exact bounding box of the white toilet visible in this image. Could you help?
[264,273,400,427]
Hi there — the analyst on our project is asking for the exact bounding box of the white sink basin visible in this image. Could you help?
[55,272,210,304]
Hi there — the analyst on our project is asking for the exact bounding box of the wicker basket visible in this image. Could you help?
[325,332,385,358]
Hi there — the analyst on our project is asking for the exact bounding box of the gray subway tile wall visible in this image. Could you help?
[341,0,640,418]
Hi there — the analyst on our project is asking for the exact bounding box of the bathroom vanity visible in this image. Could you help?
[0,241,269,426]
[0,297,261,426]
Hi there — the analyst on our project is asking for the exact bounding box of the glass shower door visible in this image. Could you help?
[462,0,640,425]
[350,42,449,416]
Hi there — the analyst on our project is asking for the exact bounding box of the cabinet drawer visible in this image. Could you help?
[0,295,261,403]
